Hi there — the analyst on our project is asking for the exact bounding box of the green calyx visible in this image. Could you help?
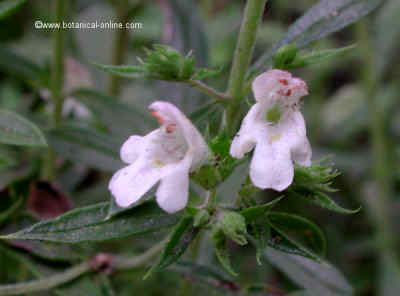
[218,211,248,246]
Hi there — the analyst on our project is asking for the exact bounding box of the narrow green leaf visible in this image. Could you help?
[189,101,220,125]
[0,110,47,147]
[268,212,327,256]
[145,216,199,278]
[46,123,121,171]
[1,202,181,243]
[248,224,270,265]
[264,248,353,296]
[0,0,27,20]
[252,0,383,74]
[289,190,360,214]
[0,197,23,227]
[276,45,356,70]
[214,240,238,277]
[266,225,319,262]
[240,196,284,223]
[92,63,148,79]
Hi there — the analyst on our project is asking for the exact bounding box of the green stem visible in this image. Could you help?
[0,240,166,295]
[225,0,267,134]
[0,262,91,296]
[43,0,66,181]
[108,0,131,97]
[188,80,231,102]
[113,239,166,270]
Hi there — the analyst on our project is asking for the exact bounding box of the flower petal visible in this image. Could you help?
[292,137,312,167]
[230,104,263,159]
[249,137,294,191]
[280,111,312,167]
[149,101,209,170]
[108,159,162,208]
[156,157,191,213]
[120,135,144,164]
[252,70,292,103]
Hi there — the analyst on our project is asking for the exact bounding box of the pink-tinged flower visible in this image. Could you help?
[109,101,209,213]
[230,70,311,191]
[40,57,92,119]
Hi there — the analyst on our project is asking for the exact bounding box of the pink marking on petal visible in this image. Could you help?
[166,123,177,133]
[151,111,165,125]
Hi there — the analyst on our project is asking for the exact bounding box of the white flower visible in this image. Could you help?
[109,101,209,213]
[40,57,92,119]
[230,70,311,191]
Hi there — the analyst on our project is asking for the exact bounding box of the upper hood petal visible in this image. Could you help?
[149,101,209,170]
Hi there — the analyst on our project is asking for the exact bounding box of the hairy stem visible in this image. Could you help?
[113,239,166,270]
[0,262,91,295]
[43,0,66,181]
[188,80,231,102]
[0,240,167,295]
[225,0,267,134]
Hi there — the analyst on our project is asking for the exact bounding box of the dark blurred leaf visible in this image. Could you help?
[268,212,326,256]
[378,252,400,296]
[71,89,154,139]
[0,195,23,227]
[167,0,209,67]
[0,109,47,146]
[375,0,400,75]
[56,274,116,296]
[0,47,43,86]
[172,261,239,293]
[46,124,121,171]
[0,0,27,20]
[145,216,199,278]
[264,248,353,296]
[252,0,383,75]
[1,202,181,243]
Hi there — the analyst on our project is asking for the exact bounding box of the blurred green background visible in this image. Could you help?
[1,0,400,295]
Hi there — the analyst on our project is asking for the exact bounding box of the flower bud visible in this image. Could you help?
[218,211,248,246]
[193,209,210,227]
[273,43,298,69]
